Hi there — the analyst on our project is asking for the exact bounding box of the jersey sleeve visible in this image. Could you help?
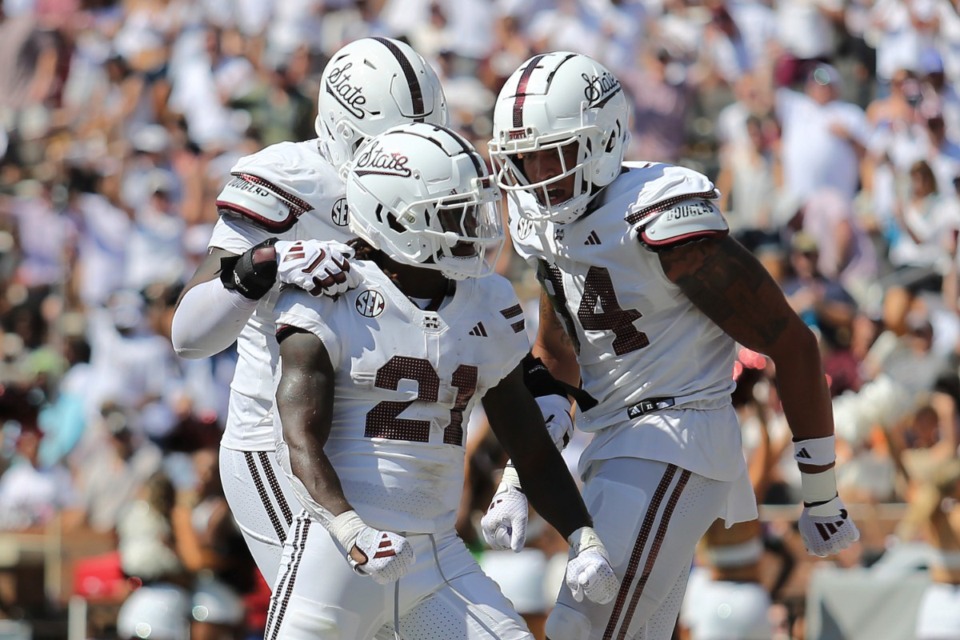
[274,289,343,368]
[216,143,321,233]
[207,215,276,254]
[637,198,729,249]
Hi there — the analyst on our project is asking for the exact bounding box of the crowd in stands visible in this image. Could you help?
[2,0,960,638]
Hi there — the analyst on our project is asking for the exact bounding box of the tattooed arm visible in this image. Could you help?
[534,287,581,389]
[658,235,834,465]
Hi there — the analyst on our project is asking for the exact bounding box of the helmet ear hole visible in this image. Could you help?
[386,212,406,233]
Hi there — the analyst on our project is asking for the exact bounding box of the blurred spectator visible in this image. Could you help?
[867,0,939,92]
[0,425,75,530]
[782,232,858,354]
[715,114,781,246]
[882,160,951,335]
[777,63,870,202]
[621,44,694,164]
[72,404,163,533]
[115,470,192,640]
[124,171,186,292]
[170,446,249,639]
[797,188,879,306]
[773,0,843,86]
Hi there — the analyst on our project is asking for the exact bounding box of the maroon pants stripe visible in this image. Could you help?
[602,464,678,640]
[615,469,691,640]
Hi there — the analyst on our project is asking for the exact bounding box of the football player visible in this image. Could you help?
[170,37,447,586]
[266,123,619,639]
[485,52,860,640]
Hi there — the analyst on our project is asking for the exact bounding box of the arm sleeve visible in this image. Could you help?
[171,278,258,358]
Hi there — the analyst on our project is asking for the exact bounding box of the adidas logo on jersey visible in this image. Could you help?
[584,231,601,245]
[469,322,488,337]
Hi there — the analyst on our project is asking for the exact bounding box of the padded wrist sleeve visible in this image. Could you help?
[171,277,259,358]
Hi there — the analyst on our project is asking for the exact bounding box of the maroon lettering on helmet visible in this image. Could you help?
[353,141,412,177]
[508,129,528,140]
[325,62,369,120]
[582,71,621,108]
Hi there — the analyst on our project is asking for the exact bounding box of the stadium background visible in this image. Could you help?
[1,0,959,638]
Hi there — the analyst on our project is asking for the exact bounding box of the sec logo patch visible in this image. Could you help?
[331,198,349,227]
[356,289,385,317]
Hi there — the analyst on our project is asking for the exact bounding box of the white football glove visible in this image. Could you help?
[565,526,620,604]
[798,496,860,557]
[794,438,860,557]
[327,511,415,585]
[537,394,574,451]
[481,465,528,552]
[275,239,361,297]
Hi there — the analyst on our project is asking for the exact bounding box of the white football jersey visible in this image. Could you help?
[509,161,739,447]
[209,140,354,451]
[274,261,531,534]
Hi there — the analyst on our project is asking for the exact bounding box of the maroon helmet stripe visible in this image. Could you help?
[512,55,546,129]
[616,469,691,640]
[371,37,425,121]
[602,464,678,640]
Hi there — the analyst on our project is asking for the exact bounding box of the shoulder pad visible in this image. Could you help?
[216,174,309,233]
[639,199,729,249]
[217,141,329,233]
[624,164,719,226]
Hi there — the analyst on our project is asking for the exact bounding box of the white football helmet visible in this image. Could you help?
[345,123,504,280]
[317,37,449,170]
[489,52,631,224]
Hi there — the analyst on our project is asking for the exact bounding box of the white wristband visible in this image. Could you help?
[327,510,366,551]
[793,435,836,467]
[800,467,839,505]
[567,526,603,555]
[499,464,521,490]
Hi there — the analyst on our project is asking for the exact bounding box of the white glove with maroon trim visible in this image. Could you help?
[327,511,414,584]
[276,239,361,297]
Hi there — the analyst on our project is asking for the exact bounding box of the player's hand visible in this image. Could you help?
[798,496,860,557]
[565,526,620,604]
[328,510,415,584]
[537,395,574,451]
[276,239,361,297]
[481,465,528,552]
[349,527,415,584]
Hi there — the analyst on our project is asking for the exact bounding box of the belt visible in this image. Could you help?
[626,397,676,419]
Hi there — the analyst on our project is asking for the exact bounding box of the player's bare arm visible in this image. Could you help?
[534,288,581,388]
[275,328,351,517]
[482,362,590,538]
[658,235,834,450]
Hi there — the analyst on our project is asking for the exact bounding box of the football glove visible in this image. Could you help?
[221,238,278,299]
[276,239,361,297]
[798,496,860,557]
[327,510,415,585]
[565,526,620,604]
[537,395,574,452]
[481,465,528,552]
[794,437,860,558]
